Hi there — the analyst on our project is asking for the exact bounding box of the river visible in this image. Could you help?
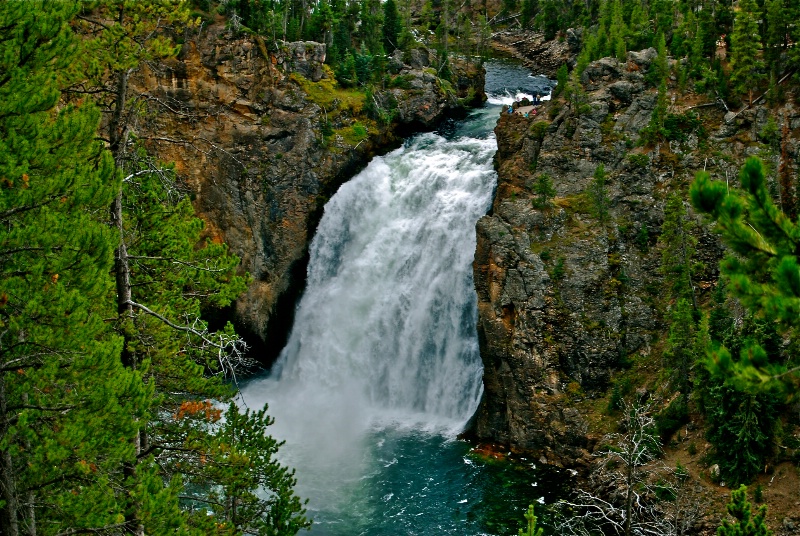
[240,59,564,536]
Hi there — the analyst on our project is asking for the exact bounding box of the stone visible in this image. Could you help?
[609,80,636,104]
[627,47,658,70]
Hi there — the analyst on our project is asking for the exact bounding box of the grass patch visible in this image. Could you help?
[335,122,371,145]
[289,72,365,115]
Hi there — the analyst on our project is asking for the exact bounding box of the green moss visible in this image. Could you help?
[335,122,370,145]
[289,72,365,115]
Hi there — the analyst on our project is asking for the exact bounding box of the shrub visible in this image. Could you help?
[627,153,650,169]
[655,398,689,442]
[532,173,556,208]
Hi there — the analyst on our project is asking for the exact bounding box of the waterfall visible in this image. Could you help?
[239,62,554,534]
[241,130,496,517]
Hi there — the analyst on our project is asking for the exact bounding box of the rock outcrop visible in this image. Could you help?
[468,45,800,467]
[491,30,576,77]
[130,24,485,360]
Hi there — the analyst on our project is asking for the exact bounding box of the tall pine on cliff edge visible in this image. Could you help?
[0,3,147,535]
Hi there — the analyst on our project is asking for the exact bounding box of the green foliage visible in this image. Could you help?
[663,111,704,142]
[729,0,765,104]
[382,0,402,53]
[529,121,550,142]
[532,173,556,208]
[640,82,669,144]
[0,5,143,532]
[663,298,697,399]
[717,485,773,535]
[655,398,689,442]
[701,318,783,486]
[646,33,669,88]
[658,193,698,305]
[690,158,800,394]
[184,403,310,535]
[551,257,566,280]
[758,117,780,150]
[517,504,544,536]
[0,4,310,535]
[607,377,633,413]
[553,64,569,98]
[635,222,650,252]
[588,164,610,225]
[627,153,649,170]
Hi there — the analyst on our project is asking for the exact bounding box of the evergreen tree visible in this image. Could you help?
[185,403,310,535]
[647,33,669,88]
[532,174,556,208]
[664,298,696,402]
[74,4,309,534]
[517,504,544,536]
[718,485,773,535]
[553,64,569,98]
[382,0,402,53]
[729,0,765,104]
[359,0,383,54]
[658,193,698,308]
[588,164,611,225]
[764,0,787,73]
[0,4,145,534]
[691,158,800,394]
[521,0,538,28]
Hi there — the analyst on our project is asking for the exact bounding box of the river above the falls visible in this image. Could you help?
[240,59,566,535]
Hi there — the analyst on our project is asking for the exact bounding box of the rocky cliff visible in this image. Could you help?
[468,44,800,469]
[130,23,485,360]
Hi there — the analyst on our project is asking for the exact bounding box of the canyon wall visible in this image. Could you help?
[130,24,485,359]
[469,45,800,468]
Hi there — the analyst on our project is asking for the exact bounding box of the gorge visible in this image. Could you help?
[240,60,563,535]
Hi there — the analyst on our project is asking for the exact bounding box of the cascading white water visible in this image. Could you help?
[241,130,497,525]
[275,133,495,420]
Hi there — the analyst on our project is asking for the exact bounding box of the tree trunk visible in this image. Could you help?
[109,55,145,536]
[0,376,20,536]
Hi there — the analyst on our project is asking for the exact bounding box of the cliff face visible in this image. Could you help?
[469,46,800,467]
[131,25,485,359]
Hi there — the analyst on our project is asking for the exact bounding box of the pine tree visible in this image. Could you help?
[382,0,402,53]
[74,4,308,534]
[184,403,311,535]
[718,485,773,535]
[532,174,556,208]
[517,504,544,536]
[663,298,696,402]
[0,4,146,534]
[691,158,800,394]
[588,164,611,225]
[764,0,787,73]
[658,193,698,309]
[359,0,384,54]
[729,0,765,105]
